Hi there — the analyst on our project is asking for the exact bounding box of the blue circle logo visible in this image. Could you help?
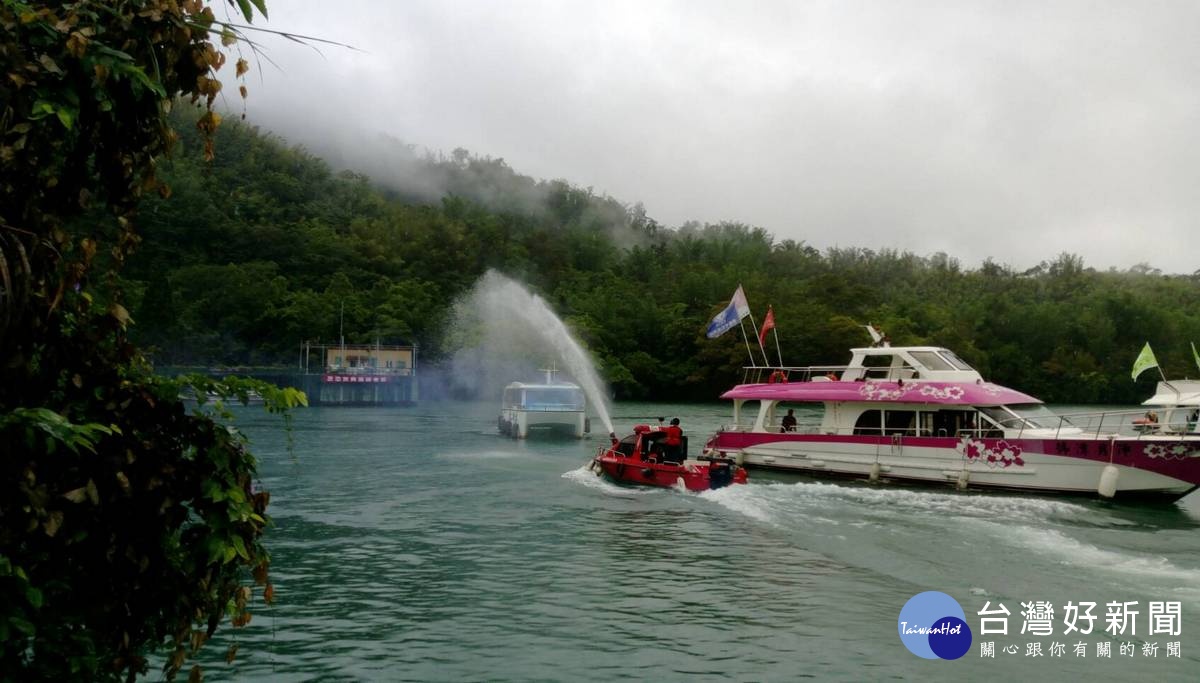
[898,591,972,660]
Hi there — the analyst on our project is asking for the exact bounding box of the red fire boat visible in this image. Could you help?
[589,424,748,491]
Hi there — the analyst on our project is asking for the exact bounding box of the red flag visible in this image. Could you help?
[759,306,775,347]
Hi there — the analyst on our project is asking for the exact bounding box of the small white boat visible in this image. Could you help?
[499,367,589,439]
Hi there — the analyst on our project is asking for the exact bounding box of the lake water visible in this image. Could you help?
[201,401,1200,681]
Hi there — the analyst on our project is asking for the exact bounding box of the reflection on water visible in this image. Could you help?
[202,402,1200,681]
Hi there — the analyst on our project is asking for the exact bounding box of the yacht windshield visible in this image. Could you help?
[909,351,954,371]
[977,405,1067,430]
[978,407,1021,429]
[1008,404,1067,428]
[939,349,975,371]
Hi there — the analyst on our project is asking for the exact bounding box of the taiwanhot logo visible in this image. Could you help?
[897,591,972,660]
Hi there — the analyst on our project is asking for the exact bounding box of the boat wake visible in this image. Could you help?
[698,480,1200,601]
[435,449,528,461]
[983,523,1200,589]
[700,480,1107,527]
[561,464,663,496]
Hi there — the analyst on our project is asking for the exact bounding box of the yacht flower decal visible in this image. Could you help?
[957,436,1025,468]
[1143,443,1200,460]
[859,382,914,401]
[918,385,965,400]
[980,383,1004,396]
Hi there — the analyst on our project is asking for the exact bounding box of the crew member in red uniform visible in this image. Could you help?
[665,417,683,462]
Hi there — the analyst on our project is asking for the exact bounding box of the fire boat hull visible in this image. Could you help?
[591,454,748,492]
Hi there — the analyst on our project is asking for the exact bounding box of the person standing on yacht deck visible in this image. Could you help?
[781,409,797,432]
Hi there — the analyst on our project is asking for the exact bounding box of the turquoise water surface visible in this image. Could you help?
[199,401,1200,681]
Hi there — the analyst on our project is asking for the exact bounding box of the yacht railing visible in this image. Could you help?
[740,364,924,384]
[962,408,1198,442]
[741,365,849,384]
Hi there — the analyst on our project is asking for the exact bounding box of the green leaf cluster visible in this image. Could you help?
[0,371,276,680]
[2,1,291,681]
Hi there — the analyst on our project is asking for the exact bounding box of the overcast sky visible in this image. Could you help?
[235,1,1200,273]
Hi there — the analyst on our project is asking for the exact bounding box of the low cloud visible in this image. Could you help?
[232,0,1200,273]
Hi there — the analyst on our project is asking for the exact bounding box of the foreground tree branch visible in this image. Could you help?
[1,1,302,680]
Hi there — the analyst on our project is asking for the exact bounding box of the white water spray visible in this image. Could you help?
[446,271,615,435]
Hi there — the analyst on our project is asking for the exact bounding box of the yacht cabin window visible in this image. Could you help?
[735,400,760,428]
[884,410,916,436]
[924,409,981,437]
[860,354,917,381]
[853,410,882,435]
[857,408,992,437]
[860,354,892,380]
[773,403,804,432]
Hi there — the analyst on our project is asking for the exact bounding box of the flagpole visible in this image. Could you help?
[772,326,784,366]
[746,310,770,366]
[1158,364,1178,394]
[737,319,756,366]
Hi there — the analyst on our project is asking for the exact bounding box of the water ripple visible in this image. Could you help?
[201,405,1200,680]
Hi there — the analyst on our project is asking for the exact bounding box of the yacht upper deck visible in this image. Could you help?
[724,345,1038,406]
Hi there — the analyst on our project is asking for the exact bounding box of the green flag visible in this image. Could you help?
[1193,341,1200,373]
[1132,342,1158,381]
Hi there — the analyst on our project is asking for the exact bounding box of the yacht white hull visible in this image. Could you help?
[709,433,1199,500]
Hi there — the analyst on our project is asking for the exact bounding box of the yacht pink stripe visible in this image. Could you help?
[719,380,1039,406]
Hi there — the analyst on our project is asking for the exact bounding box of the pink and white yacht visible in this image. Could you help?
[704,345,1200,501]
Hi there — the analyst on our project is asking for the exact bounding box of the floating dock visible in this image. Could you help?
[294,342,418,406]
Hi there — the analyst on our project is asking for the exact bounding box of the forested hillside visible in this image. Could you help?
[125,113,1200,403]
